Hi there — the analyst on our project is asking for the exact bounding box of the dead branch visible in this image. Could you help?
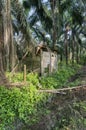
[10,48,29,74]
[38,85,86,93]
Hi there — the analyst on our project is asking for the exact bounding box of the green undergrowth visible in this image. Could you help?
[66,79,81,87]
[53,101,86,130]
[0,85,48,130]
[40,64,81,89]
[0,64,84,130]
[7,63,81,89]
[6,72,24,82]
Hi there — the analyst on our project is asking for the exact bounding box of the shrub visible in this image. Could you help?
[40,64,79,89]
[0,85,45,130]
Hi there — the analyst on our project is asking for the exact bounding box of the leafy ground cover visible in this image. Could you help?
[7,63,81,89]
[40,64,81,89]
[1,64,85,130]
[0,84,48,130]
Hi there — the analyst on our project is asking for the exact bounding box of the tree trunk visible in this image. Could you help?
[0,49,7,85]
[65,39,68,65]
[60,52,63,62]
[76,42,79,64]
[0,4,8,85]
[3,0,15,71]
[79,45,82,62]
[72,36,75,64]
[50,0,57,49]
[65,30,68,65]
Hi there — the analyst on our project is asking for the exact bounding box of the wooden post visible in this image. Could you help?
[24,65,26,82]
[40,50,43,76]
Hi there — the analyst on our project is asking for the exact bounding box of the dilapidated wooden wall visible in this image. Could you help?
[41,51,57,76]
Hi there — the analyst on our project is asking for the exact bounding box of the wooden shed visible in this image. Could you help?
[36,42,58,76]
[40,50,57,76]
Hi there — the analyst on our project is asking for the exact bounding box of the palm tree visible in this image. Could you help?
[0,0,85,84]
[0,0,8,84]
[11,0,86,66]
[24,0,86,63]
[3,0,16,71]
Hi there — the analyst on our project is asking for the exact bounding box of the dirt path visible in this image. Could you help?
[79,66,86,85]
[23,66,86,130]
[68,65,86,85]
[38,66,86,101]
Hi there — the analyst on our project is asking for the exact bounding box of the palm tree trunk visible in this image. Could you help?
[0,47,7,85]
[65,30,68,65]
[65,39,68,65]
[50,0,57,49]
[52,0,56,49]
[76,42,79,64]
[79,45,82,62]
[3,0,15,71]
[68,39,71,61]
[60,52,63,62]
[72,35,75,64]
[0,3,8,85]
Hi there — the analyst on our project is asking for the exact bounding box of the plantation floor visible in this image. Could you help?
[5,66,86,130]
[39,65,86,95]
[29,66,86,130]
[68,65,86,85]
[78,66,86,85]
[37,66,86,110]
